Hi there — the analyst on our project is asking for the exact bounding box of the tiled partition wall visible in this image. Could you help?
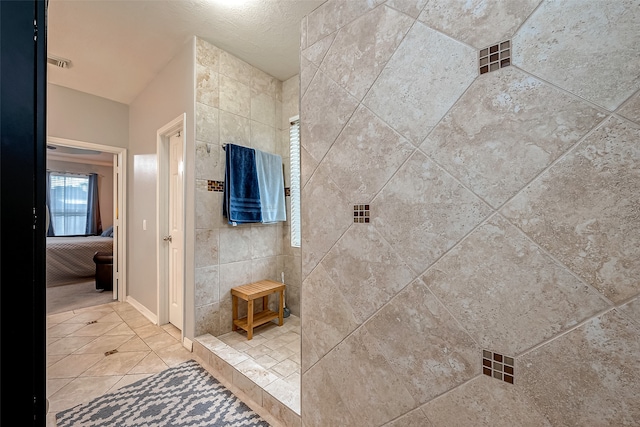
[280,75,302,318]
[193,38,301,337]
[300,1,640,426]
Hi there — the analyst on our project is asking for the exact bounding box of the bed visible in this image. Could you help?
[46,235,113,287]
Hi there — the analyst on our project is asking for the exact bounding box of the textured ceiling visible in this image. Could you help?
[47,0,325,105]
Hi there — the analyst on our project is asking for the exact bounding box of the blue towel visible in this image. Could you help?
[254,148,286,223]
[223,144,262,225]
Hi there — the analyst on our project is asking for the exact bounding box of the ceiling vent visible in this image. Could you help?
[47,54,72,68]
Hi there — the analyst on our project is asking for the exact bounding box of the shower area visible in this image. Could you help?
[192,37,302,426]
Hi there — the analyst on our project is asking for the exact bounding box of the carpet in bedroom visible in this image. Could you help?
[46,280,114,314]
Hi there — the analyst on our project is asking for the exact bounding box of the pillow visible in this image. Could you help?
[101,225,114,237]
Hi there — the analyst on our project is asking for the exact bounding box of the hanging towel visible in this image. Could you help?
[223,144,262,225]
[254,148,287,223]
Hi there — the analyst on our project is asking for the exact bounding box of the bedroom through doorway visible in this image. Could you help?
[45,137,127,314]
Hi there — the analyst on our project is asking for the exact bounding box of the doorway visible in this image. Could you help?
[46,136,127,306]
[157,114,186,334]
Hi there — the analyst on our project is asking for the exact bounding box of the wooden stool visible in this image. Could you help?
[231,280,285,340]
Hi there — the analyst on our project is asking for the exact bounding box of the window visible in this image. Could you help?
[47,172,100,236]
[289,116,301,248]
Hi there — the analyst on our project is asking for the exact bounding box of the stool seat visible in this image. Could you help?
[231,280,285,340]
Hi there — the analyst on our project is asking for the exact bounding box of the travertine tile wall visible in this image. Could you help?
[300,1,640,426]
[194,38,301,337]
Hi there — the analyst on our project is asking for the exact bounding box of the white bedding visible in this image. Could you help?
[46,236,113,287]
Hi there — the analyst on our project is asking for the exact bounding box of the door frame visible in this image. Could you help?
[156,114,186,336]
[0,0,48,421]
[47,136,128,300]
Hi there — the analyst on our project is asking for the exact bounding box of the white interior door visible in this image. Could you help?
[168,132,184,330]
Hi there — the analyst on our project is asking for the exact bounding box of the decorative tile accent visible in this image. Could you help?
[479,40,510,74]
[482,350,514,384]
[207,180,224,192]
[353,204,370,223]
[207,183,289,195]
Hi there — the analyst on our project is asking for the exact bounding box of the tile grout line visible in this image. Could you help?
[509,0,547,45]
[515,305,617,359]
[301,204,495,377]
[500,210,616,309]
[357,9,420,105]
[304,0,383,49]
[494,112,613,215]
[511,65,612,115]
[611,111,640,128]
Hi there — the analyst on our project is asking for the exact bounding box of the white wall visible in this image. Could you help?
[47,83,129,147]
[127,37,196,336]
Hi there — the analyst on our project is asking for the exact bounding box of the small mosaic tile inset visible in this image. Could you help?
[353,204,370,223]
[285,187,291,197]
[196,179,208,192]
[208,180,224,192]
[483,350,514,384]
[479,40,510,75]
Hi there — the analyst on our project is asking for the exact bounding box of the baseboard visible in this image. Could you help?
[183,336,193,351]
[125,295,158,324]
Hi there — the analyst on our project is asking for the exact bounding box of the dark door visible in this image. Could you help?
[0,0,48,424]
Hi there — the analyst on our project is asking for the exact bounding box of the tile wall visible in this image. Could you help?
[194,38,301,337]
[279,75,302,318]
[300,1,640,426]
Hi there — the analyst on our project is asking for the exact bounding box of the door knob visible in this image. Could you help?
[163,235,172,242]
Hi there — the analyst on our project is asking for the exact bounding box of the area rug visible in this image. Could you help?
[56,359,270,427]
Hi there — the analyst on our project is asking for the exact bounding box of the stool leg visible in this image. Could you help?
[232,295,238,331]
[247,299,254,340]
[278,289,284,326]
[262,295,268,312]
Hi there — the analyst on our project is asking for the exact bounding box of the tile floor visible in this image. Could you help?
[45,301,193,426]
[215,315,301,413]
[45,300,300,427]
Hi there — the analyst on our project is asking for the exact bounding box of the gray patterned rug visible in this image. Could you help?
[56,359,270,426]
